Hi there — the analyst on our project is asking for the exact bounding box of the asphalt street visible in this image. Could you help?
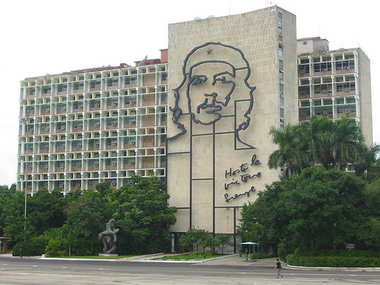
[1,256,379,285]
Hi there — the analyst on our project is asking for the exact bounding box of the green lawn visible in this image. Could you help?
[45,255,134,259]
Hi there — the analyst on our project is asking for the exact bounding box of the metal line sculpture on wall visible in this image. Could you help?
[168,42,256,149]
[167,42,260,235]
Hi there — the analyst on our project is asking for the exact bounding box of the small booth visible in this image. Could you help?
[241,241,259,255]
[0,237,10,254]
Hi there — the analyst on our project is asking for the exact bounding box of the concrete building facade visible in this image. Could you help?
[17,51,168,193]
[166,6,298,248]
[297,37,373,146]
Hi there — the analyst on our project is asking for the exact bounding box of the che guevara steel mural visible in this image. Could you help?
[167,42,262,233]
[169,42,255,150]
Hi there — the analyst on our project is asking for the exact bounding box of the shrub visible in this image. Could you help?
[12,236,48,256]
[278,240,290,261]
[45,239,68,257]
[188,251,217,258]
[286,254,380,267]
[294,248,380,258]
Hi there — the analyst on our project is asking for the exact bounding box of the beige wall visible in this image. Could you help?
[167,6,297,234]
[358,48,373,145]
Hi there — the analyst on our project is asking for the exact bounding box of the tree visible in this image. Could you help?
[108,176,176,254]
[0,185,16,236]
[179,228,220,254]
[64,190,112,255]
[217,235,231,254]
[239,166,366,253]
[268,116,367,173]
[268,124,307,175]
[1,190,32,247]
[27,189,66,236]
[357,178,380,249]
[355,144,380,180]
[329,117,365,170]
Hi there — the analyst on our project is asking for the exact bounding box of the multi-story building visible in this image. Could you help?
[17,50,168,194]
[167,6,298,246]
[297,37,373,145]
[16,7,372,251]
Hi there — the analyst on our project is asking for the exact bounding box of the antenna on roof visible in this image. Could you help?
[138,56,148,66]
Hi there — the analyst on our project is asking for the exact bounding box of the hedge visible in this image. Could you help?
[286,254,380,267]
[294,248,380,258]
[12,237,47,257]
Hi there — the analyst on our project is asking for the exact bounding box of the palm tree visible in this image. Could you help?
[268,124,306,175]
[330,117,365,170]
[217,235,232,254]
[301,116,334,167]
[355,144,380,178]
[268,116,367,173]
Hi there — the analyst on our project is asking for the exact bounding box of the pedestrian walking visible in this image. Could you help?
[274,258,283,278]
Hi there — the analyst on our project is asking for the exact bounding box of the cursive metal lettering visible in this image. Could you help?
[224,179,240,190]
[240,172,261,183]
[224,186,256,202]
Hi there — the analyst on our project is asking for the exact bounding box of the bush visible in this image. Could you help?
[278,240,290,261]
[45,239,68,257]
[12,236,48,256]
[188,251,217,258]
[286,254,380,267]
[294,248,380,258]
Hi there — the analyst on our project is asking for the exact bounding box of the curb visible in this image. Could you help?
[285,264,380,272]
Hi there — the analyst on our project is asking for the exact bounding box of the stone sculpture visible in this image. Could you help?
[98,219,119,254]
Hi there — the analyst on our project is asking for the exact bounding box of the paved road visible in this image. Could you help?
[1,256,379,284]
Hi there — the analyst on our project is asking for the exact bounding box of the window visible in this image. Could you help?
[279,59,283,71]
[278,44,283,57]
[42,87,51,94]
[301,101,310,107]
[125,76,137,85]
[73,82,84,91]
[90,80,101,89]
[336,98,344,104]
[277,12,282,28]
[298,65,310,74]
[279,84,284,96]
[323,99,332,105]
[161,72,168,82]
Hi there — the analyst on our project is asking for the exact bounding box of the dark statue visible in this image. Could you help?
[98,219,119,254]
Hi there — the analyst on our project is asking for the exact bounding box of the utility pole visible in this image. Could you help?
[24,186,27,242]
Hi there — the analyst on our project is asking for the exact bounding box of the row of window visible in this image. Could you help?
[24,73,168,97]
[300,97,356,107]
[23,66,167,87]
[298,60,355,74]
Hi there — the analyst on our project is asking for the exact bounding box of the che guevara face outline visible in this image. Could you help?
[186,61,236,125]
[169,42,255,149]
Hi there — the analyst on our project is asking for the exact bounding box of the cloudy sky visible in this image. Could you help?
[0,0,378,186]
